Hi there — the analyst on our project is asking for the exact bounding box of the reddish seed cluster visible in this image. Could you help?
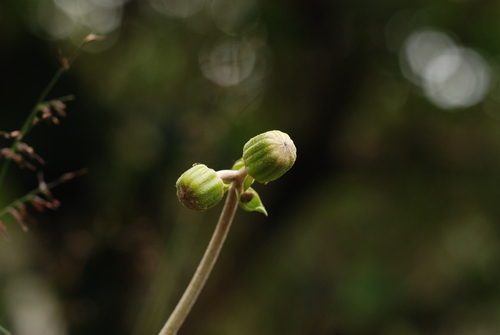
[35,98,71,125]
[0,196,60,242]
[0,221,10,241]
[0,173,65,241]
[0,142,45,170]
[0,131,21,140]
[0,98,72,170]
[0,101,86,240]
[0,34,102,242]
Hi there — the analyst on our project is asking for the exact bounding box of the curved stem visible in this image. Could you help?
[159,184,240,335]
[216,167,247,185]
[216,169,239,180]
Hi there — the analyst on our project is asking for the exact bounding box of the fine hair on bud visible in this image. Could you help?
[243,130,297,183]
[176,164,225,211]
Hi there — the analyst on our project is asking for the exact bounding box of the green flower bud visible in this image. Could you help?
[243,130,297,183]
[176,164,225,211]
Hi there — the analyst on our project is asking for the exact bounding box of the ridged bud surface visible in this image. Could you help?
[243,130,296,183]
[176,164,224,211]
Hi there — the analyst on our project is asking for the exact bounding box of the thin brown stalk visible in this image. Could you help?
[159,183,240,335]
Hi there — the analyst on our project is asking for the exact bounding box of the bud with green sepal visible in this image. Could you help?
[176,164,225,211]
[231,158,267,214]
[242,130,296,183]
[165,130,296,335]
[235,187,268,216]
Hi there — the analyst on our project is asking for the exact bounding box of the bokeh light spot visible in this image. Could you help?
[199,38,256,87]
[32,0,127,41]
[401,29,457,85]
[400,29,492,109]
[423,48,491,109]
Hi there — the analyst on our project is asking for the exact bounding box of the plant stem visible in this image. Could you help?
[0,35,97,192]
[0,68,66,192]
[0,169,87,219]
[0,325,12,335]
[159,184,240,335]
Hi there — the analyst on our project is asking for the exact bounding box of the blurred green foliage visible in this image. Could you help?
[2,0,500,334]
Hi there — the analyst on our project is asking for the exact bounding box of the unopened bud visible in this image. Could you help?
[176,164,225,211]
[242,130,296,183]
[239,190,255,203]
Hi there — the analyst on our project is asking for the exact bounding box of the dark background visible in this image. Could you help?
[2,0,500,334]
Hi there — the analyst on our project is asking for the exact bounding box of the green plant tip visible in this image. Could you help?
[243,130,297,183]
[176,164,225,211]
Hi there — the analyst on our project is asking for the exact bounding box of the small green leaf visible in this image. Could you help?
[232,158,245,171]
[243,175,254,191]
[236,187,267,216]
